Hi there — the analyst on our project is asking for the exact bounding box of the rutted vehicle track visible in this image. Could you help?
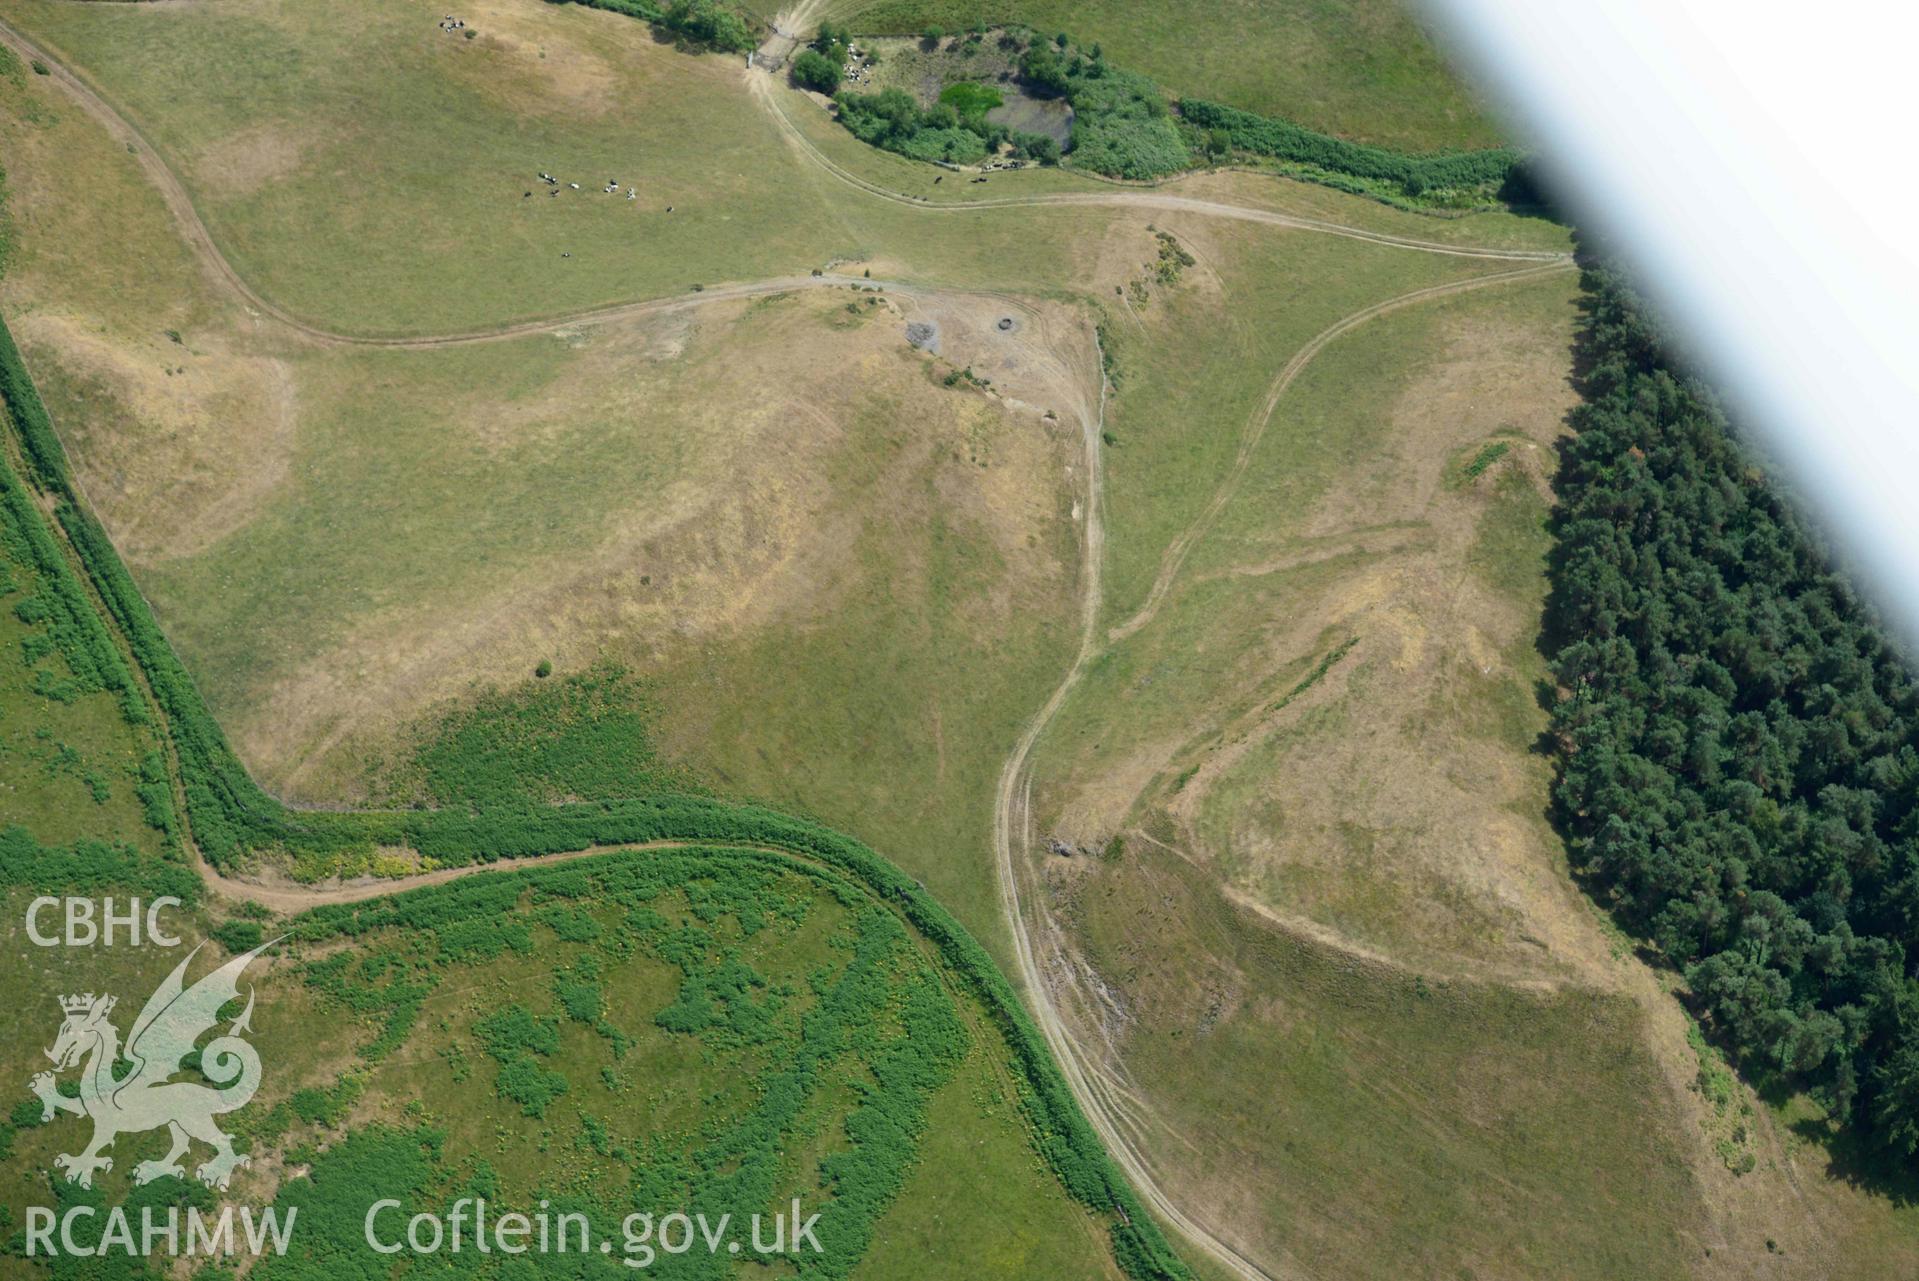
[0,16,1564,355]
[0,17,1574,1280]
[745,71,1568,264]
[991,260,1573,1281]
[0,321,1190,1272]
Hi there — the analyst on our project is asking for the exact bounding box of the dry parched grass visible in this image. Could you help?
[8,4,1918,1276]
[130,288,1095,808]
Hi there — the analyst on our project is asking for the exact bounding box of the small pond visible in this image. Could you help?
[987,93,1074,148]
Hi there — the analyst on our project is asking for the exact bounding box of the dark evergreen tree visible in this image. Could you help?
[1549,264,1919,1156]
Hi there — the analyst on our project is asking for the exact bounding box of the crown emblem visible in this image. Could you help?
[35,945,277,1193]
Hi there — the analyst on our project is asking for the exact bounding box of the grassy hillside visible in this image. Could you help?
[1,0,848,334]
[0,316,1177,1281]
[1069,845,1704,1280]
[11,1,1919,1277]
[0,0,1542,337]
[0,26,1557,964]
[1016,267,1919,1277]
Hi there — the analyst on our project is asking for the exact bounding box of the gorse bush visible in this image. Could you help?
[1548,263,1919,1160]
[1013,36,1189,179]
[834,87,990,165]
[663,0,753,51]
[792,48,842,93]
[1013,132,1060,165]
[1012,40,1188,178]
[1017,43,1070,97]
[1063,68,1186,180]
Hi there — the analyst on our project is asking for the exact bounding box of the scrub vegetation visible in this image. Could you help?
[1178,97,1524,206]
[832,0,1504,151]
[556,0,757,53]
[829,29,1180,175]
[0,844,1125,1279]
[368,665,696,810]
[826,26,1517,198]
[285,852,971,1276]
[10,2,1919,1278]
[0,306,1187,1280]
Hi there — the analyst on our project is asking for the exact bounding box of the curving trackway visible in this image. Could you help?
[0,14,1574,1281]
[988,259,1570,1281]
[0,16,1564,352]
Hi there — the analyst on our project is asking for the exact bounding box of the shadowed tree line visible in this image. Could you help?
[1546,262,1919,1168]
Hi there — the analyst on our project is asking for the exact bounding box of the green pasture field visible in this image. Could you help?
[0,849,1126,1280]
[0,290,1192,1281]
[0,0,1548,337]
[1,0,849,335]
[0,18,1556,970]
[15,3,1914,1278]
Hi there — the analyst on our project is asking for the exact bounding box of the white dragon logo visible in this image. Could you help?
[29,938,279,1190]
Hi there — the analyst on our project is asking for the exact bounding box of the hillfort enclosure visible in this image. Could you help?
[0,3,1913,1280]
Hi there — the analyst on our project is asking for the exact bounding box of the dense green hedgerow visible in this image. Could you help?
[0,337,143,720]
[1178,97,1521,199]
[1062,67,1186,180]
[0,311,67,491]
[1547,262,1919,1161]
[0,309,1192,1280]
